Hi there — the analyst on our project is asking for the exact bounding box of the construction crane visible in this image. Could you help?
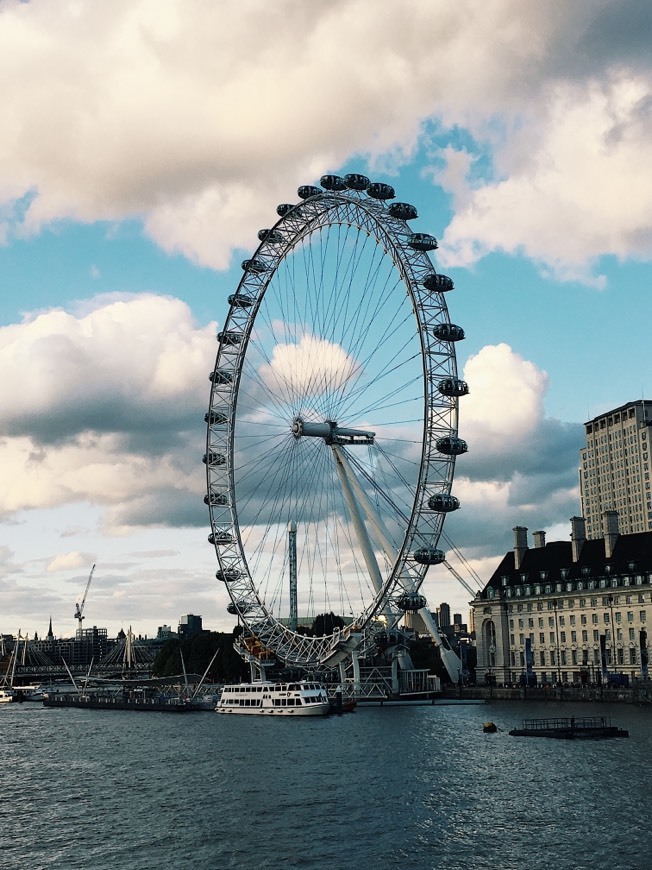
[74,564,95,636]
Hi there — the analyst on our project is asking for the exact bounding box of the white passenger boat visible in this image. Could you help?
[0,689,14,704]
[216,681,330,716]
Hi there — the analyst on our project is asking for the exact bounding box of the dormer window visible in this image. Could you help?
[501,576,509,587]
[540,571,547,581]
[582,566,591,576]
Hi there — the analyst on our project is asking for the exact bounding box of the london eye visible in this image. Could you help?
[204,173,468,675]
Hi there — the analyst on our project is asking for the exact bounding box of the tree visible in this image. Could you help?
[311,612,345,637]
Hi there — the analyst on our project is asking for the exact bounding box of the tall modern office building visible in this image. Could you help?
[579,400,652,539]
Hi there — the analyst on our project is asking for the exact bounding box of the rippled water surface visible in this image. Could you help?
[2,700,652,869]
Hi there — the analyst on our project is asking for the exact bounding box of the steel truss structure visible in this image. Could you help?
[205,175,467,670]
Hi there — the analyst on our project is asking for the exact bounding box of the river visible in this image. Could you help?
[1,699,651,869]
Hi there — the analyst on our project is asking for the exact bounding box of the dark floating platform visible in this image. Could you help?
[509,716,629,740]
[42,693,202,713]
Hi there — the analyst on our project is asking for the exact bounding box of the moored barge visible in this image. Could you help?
[509,716,628,740]
[43,692,201,713]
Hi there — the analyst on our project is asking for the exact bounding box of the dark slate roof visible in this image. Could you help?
[481,531,652,596]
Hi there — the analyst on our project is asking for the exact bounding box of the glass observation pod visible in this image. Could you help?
[388,202,418,220]
[396,592,428,612]
[424,274,454,293]
[216,569,241,583]
[367,182,395,200]
[428,493,461,512]
[209,530,234,546]
[203,451,226,466]
[204,492,228,506]
[227,600,250,615]
[438,378,469,397]
[205,410,228,425]
[344,173,370,190]
[436,436,468,456]
[320,174,347,191]
[241,259,268,274]
[413,548,446,565]
[217,331,242,346]
[257,228,284,243]
[228,294,255,308]
[408,232,438,252]
[433,323,465,342]
[276,203,294,216]
[297,185,322,199]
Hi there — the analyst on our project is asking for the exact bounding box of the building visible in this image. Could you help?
[178,614,204,639]
[473,517,651,686]
[580,399,652,538]
[437,602,451,630]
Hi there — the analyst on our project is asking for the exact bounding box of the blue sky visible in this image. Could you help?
[1,0,651,639]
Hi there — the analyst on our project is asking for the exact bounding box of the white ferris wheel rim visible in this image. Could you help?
[205,176,465,668]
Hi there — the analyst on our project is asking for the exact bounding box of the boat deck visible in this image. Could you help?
[509,716,628,739]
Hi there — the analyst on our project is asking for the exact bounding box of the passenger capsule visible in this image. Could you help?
[204,492,229,506]
[320,174,347,191]
[228,293,254,308]
[217,331,242,346]
[227,600,250,615]
[433,323,465,342]
[209,370,233,385]
[413,548,445,566]
[344,173,370,190]
[436,436,468,456]
[367,182,395,200]
[203,451,226,466]
[204,409,228,425]
[216,568,240,583]
[388,202,418,220]
[241,258,268,274]
[408,232,438,252]
[428,493,460,512]
[209,530,233,546]
[438,378,469,397]
[396,592,428,612]
[423,273,454,293]
[276,203,294,217]
[257,228,284,243]
[297,185,321,199]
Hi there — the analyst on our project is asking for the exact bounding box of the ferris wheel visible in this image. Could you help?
[204,173,468,670]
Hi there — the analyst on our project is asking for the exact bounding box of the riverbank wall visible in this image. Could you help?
[441,684,652,705]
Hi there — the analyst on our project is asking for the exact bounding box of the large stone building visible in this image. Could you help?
[580,399,652,538]
[473,516,651,686]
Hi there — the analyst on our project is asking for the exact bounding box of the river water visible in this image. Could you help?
[1,699,651,869]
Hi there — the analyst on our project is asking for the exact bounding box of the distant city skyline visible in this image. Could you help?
[1,2,651,636]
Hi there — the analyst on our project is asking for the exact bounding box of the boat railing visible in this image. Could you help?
[520,716,611,730]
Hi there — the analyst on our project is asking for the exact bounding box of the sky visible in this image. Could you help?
[1,0,651,640]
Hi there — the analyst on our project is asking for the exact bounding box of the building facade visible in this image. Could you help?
[473,518,651,686]
[580,399,652,538]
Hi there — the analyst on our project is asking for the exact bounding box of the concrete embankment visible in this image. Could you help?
[440,684,652,705]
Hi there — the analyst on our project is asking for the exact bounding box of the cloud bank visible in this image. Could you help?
[0,1,650,281]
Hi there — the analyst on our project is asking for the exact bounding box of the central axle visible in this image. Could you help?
[291,417,375,445]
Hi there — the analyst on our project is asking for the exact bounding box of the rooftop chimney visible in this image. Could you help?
[603,510,619,559]
[570,516,586,562]
[513,526,528,570]
[533,530,546,549]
